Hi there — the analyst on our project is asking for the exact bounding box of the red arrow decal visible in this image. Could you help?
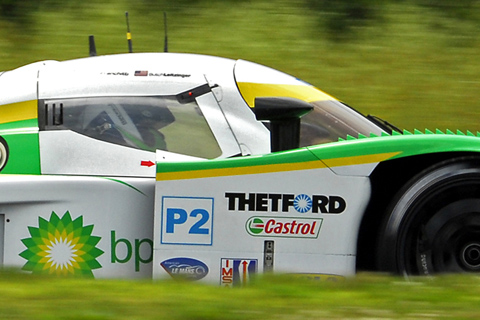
[242,260,248,284]
[141,160,155,167]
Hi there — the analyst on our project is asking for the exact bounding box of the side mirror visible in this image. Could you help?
[254,97,313,152]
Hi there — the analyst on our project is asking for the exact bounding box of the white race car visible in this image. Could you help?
[0,52,479,284]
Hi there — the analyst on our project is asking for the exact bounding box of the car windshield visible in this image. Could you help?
[300,99,385,147]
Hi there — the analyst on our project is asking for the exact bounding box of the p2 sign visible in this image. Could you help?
[161,196,214,245]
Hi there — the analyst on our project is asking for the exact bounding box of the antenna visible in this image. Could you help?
[89,35,97,56]
[164,12,168,52]
[125,11,133,53]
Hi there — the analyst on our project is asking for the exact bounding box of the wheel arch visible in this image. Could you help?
[356,151,480,272]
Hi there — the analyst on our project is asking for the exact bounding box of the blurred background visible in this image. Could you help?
[0,0,479,132]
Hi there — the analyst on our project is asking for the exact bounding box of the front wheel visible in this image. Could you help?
[377,159,480,276]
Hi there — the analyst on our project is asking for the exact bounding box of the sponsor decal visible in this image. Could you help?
[161,196,214,246]
[19,211,104,277]
[246,216,322,238]
[104,72,129,76]
[134,70,148,76]
[102,71,191,78]
[148,73,191,78]
[225,192,346,214]
[110,231,152,272]
[161,257,208,281]
[221,258,257,287]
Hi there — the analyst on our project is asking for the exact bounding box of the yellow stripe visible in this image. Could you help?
[0,100,37,124]
[127,32,132,40]
[156,152,400,181]
[157,160,326,181]
[237,82,337,108]
[322,152,401,168]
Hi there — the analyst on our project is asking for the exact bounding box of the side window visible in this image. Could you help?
[299,100,384,147]
[40,95,222,159]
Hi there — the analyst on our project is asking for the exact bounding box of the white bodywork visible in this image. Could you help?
[153,165,372,284]
[0,53,378,283]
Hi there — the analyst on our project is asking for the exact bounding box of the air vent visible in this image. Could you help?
[45,102,64,126]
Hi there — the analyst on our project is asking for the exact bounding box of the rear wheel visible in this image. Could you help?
[377,159,480,276]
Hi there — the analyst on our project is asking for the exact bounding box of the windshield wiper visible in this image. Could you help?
[366,115,402,135]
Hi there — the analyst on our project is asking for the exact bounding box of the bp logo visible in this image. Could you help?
[19,211,104,277]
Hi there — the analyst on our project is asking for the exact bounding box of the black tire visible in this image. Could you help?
[377,158,480,276]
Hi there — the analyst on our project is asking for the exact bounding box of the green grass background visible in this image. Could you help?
[1,271,480,319]
[1,0,480,132]
[1,1,480,318]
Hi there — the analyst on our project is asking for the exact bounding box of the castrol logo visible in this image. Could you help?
[246,216,322,239]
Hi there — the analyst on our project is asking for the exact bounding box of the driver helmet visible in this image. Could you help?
[82,100,143,148]
[82,97,175,150]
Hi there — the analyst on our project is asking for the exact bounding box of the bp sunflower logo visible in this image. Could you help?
[19,211,104,277]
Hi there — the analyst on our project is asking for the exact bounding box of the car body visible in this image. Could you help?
[0,52,479,282]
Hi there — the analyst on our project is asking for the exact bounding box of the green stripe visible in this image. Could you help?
[0,118,38,132]
[0,132,41,174]
[308,132,480,161]
[156,147,319,174]
[102,178,147,196]
[0,118,40,174]
[157,130,480,175]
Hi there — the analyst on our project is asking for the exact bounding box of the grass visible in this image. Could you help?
[1,270,480,319]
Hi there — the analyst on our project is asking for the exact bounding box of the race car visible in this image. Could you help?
[0,52,479,283]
